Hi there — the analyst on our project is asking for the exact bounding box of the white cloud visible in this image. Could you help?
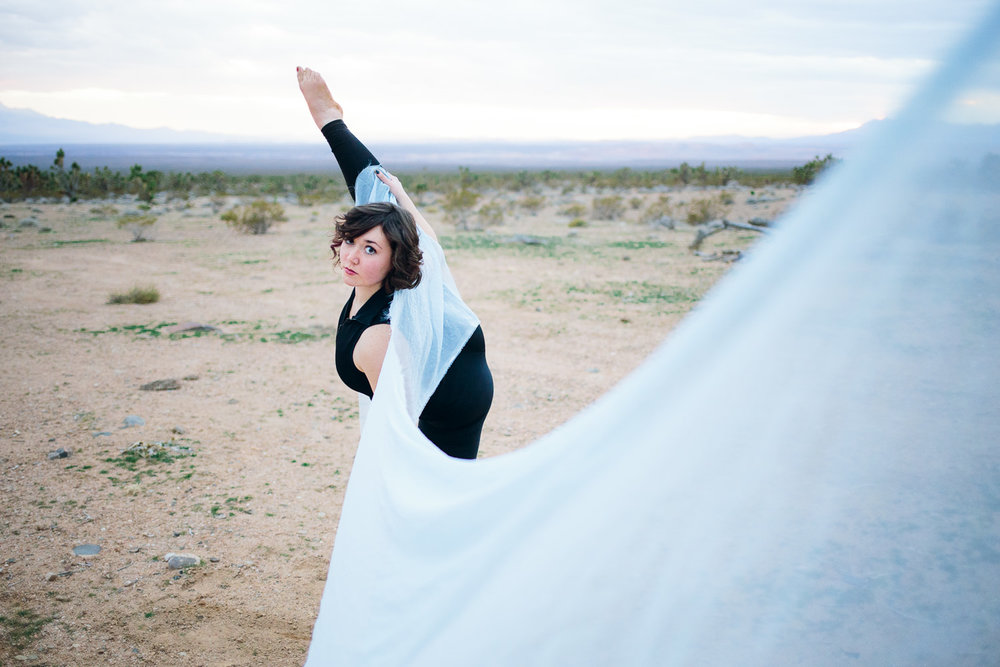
[0,0,993,140]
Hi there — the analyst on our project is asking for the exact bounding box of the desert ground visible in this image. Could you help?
[1,182,797,665]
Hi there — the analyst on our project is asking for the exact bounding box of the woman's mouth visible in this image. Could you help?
[343,267,357,276]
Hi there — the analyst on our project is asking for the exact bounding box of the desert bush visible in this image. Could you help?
[518,195,545,215]
[107,285,160,305]
[441,167,481,230]
[792,154,839,185]
[685,195,729,225]
[639,195,675,226]
[90,204,119,217]
[221,200,287,235]
[629,196,643,210]
[592,195,625,220]
[568,218,587,228]
[477,201,505,226]
[559,202,587,218]
[117,213,157,242]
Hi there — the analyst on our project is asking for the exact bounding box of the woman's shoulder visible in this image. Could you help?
[352,288,392,326]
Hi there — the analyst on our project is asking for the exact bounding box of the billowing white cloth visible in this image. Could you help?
[306,10,1000,665]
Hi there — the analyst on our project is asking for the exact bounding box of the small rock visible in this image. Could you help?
[171,426,186,435]
[18,218,38,228]
[46,572,59,581]
[14,654,38,662]
[121,415,145,428]
[92,431,113,437]
[47,447,71,460]
[140,378,180,391]
[209,557,220,563]
[165,552,200,569]
[182,375,199,381]
[73,544,101,557]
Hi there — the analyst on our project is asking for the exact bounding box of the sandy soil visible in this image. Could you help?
[0,183,797,665]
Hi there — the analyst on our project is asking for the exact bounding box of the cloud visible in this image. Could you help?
[0,0,993,140]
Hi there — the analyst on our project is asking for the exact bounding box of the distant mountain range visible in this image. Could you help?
[1,102,993,172]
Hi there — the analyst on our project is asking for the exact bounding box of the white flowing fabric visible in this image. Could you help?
[306,10,1000,665]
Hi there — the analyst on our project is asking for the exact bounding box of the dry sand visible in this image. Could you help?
[0,184,797,665]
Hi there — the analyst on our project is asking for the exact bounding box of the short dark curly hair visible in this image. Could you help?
[330,202,423,292]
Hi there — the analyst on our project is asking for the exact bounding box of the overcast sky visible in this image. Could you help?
[0,0,994,142]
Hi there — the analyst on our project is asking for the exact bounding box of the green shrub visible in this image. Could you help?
[117,213,157,242]
[639,195,674,225]
[568,218,587,228]
[685,198,723,225]
[222,200,287,235]
[518,195,545,215]
[592,195,625,220]
[477,202,505,226]
[559,203,587,218]
[442,189,480,229]
[107,285,160,305]
[792,154,839,185]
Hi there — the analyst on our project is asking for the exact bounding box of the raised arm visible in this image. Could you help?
[376,171,438,242]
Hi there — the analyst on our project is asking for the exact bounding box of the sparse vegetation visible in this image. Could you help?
[222,200,287,235]
[685,193,732,225]
[107,285,161,305]
[0,149,830,203]
[477,201,505,226]
[441,167,481,230]
[792,154,840,185]
[0,607,54,655]
[117,213,157,242]
[592,195,625,220]
[559,203,587,218]
[640,195,674,226]
[518,195,545,215]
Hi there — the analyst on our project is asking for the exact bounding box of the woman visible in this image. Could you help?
[297,66,493,460]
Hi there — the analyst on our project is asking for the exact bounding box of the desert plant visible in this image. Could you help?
[685,198,724,225]
[592,195,625,220]
[90,204,119,217]
[792,154,839,185]
[477,201,505,226]
[117,213,157,242]
[559,202,587,218]
[518,195,545,215]
[639,195,675,226]
[441,168,481,230]
[568,218,587,228]
[107,285,160,305]
[222,200,287,235]
[629,196,643,210]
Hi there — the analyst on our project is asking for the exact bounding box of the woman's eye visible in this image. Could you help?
[364,246,376,255]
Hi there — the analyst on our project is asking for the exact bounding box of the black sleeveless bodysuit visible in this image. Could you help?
[336,287,493,459]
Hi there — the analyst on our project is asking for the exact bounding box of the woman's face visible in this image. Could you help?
[339,224,392,290]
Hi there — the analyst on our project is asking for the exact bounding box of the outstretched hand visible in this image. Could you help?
[376,170,407,201]
[376,169,437,241]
